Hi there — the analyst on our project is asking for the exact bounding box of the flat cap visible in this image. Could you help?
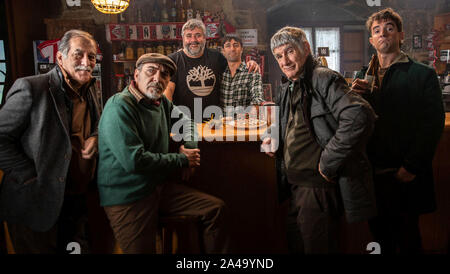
[136,53,177,77]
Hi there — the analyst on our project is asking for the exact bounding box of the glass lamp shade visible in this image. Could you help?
[91,0,130,14]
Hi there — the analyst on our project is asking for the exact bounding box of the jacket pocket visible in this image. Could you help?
[6,163,37,190]
[310,102,330,119]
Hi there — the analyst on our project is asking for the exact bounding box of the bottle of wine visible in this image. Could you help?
[186,0,194,20]
[365,54,378,93]
[161,0,169,22]
[125,43,134,60]
[137,9,143,23]
[119,11,126,23]
[152,0,160,22]
[170,0,177,22]
[137,43,145,58]
[195,9,202,20]
[177,0,186,22]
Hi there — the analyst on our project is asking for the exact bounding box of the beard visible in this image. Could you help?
[184,41,206,56]
[225,54,241,62]
[143,82,164,100]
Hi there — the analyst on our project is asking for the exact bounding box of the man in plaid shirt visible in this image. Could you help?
[220,35,264,110]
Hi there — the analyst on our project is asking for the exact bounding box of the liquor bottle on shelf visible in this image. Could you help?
[157,43,165,55]
[186,0,194,20]
[125,6,134,23]
[115,74,125,93]
[195,10,202,20]
[118,41,127,60]
[170,0,177,22]
[161,0,169,22]
[124,68,132,87]
[137,9,143,23]
[145,43,153,54]
[178,0,186,22]
[152,0,160,22]
[137,43,145,58]
[119,11,126,23]
[125,43,134,60]
[165,43,173,55]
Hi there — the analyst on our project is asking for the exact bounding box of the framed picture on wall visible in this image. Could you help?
[413,35,422,49]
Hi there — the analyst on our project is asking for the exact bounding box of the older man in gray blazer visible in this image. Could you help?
[0,29,102,253]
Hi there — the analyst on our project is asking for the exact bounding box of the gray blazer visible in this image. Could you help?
[0,67,102,232]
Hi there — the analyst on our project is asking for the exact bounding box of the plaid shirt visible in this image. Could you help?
[220,62,264,108]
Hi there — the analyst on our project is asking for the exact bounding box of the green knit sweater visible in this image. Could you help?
[97,87,198,206]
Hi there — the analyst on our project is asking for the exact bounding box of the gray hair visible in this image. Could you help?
[270,26,309,54]
[58,29,96,58]
[181,19,206,37]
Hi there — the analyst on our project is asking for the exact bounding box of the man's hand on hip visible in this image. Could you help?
[319,163,336,183]
[395,166,416,183]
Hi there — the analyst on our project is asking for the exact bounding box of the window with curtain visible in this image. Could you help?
[315,27,340,72]
[0,40,5,104]
[301,27,314,51]
[299,26,341,72]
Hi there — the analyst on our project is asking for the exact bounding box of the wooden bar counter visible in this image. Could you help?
[185,122,288,253]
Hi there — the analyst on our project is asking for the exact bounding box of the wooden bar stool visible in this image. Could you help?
[159,215,203,254]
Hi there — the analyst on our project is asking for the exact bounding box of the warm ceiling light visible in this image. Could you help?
[91,0,130,14]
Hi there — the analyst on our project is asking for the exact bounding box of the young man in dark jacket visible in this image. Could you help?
[262,26,376,254]
[352,8,445,254]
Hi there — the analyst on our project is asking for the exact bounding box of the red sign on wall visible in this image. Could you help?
[106,23,220,42]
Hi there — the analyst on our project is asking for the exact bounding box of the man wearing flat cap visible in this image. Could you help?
[97,53,228,254]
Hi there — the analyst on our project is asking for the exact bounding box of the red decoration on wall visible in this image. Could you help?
[106,23,220,42]
[245,48,265,78]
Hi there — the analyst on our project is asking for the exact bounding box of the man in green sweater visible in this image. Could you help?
[97,53,228,254]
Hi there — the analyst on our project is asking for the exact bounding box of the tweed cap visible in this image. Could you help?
[136,53,177,76]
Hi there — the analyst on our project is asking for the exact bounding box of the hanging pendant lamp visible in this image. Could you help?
[91,0,130,14]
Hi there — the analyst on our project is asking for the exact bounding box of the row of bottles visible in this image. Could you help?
[114,39,221,61]
[206,40,220,49]
[115,41,183,61]
[115,67,137,92]
[119,0,197,23]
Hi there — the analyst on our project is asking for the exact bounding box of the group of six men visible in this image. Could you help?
[0,7,444,254]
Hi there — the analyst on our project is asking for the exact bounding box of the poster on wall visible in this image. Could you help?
[237,29,258,47]
[33,40,59,75]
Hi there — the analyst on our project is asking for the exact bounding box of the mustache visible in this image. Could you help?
[147,82,164,91]
[187,42,201,47]
[74,65,93,72]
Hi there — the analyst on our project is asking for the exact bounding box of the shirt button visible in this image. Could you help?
[59,177,65,183]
